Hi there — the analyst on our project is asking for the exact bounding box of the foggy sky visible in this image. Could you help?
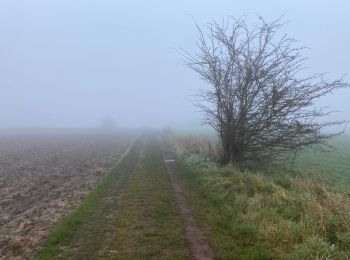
[0,0,349,129]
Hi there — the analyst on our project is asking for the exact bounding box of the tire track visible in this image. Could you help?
[161,139,214,260]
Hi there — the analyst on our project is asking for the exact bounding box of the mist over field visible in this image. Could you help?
[2,2,350,259]
[0,0,349,130]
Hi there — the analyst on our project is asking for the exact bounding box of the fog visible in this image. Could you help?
[0,0,349,130]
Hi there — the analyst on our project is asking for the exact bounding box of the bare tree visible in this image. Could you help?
[183,16,349,165]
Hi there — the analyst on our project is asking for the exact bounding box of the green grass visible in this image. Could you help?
[37,140,141,259]
[175,151,350,259]
[108,139,187,259]
[37,137,187,259]
[294,135,350,191]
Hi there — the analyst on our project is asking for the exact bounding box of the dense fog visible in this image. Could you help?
[0,0,349,130]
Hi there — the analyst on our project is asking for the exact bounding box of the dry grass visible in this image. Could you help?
[173,134,220,160]
[176,149,350,259]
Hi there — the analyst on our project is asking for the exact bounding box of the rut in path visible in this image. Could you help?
[162,144,214,260]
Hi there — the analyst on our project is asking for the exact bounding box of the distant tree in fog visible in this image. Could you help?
[183,16,349,165]
[101,117,116,130]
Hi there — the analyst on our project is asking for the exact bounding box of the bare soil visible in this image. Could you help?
[0,131,134,259]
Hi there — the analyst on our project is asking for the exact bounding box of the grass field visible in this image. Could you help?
[295,135,350,191]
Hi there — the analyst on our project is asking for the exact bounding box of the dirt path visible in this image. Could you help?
[37,136,190,259]
[37,135,214,259]
[162,140,214,260]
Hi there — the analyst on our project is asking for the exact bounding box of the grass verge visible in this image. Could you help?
[175,153,350,259]
[37,140,141,259]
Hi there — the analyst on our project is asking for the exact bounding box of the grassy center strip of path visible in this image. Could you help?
[107,137,188,259]
[37,140,142,259]
[37,136,188,259]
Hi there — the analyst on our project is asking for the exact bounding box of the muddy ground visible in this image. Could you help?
[0,130,135,259]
